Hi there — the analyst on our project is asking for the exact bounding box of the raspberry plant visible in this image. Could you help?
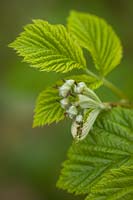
[9,11,133,200]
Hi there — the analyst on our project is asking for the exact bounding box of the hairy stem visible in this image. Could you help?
[85,69,128,99]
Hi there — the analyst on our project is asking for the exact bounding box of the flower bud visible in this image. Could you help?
[60,98,69,109]
[66,105,78,119]
[59,85,71,97]
[65,80,75,87]
[59,80,75,97]
[74,82,87,94]
[75,114,83,124]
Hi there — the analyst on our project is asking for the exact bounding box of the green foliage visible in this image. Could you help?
[68,11,122,76]
[57,107,133,199]
[33,86,64,127]
[87,165,133,200]
[9,11,133,200]
[9,20,86,73]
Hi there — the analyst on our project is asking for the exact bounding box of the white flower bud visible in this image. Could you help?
[78,82,86,88]
[67,105,78,119]
[74,82,87,94]
[60,98,69,109]
[59,85,71,97]
[75,115,83,124]
[59,80,75,97]
[65,80,75,86]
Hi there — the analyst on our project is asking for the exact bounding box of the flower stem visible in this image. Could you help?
[85,69,128,99]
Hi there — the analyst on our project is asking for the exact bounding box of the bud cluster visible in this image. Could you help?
[59,79,109,141]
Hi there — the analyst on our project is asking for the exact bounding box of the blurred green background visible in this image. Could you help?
[0,0,133,199]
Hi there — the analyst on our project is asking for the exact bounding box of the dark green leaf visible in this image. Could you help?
[57,107,133,198]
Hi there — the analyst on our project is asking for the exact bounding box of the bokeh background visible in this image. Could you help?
[0,0,133,199]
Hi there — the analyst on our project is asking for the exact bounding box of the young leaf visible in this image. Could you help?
[33,86,64,127]
[68,11,123,76]
[9,20,86,73]
[57,107,133,198]
[87,165,133,200]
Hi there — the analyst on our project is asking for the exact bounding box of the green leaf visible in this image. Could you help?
[67,74,103,90]
[33,86,64,127]
[57,107,133,198]
[10,19,86,73]
[68,11,123,76]
[87,165,133,200]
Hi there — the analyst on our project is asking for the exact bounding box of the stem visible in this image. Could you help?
[108,101,133,109]
[85,69,128,99]
[103,78,127,99]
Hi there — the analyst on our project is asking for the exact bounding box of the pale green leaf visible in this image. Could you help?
[68,11,123,76]
[33,86,64,127]
[10,19,86,73]
[57,107,133,198]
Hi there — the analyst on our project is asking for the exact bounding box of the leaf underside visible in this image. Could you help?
[68,11,123,76]
[57,107,133,200]
[10,19,86,73]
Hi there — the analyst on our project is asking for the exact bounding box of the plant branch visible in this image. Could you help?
[85,69,128,99]
[103,78,127,99]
